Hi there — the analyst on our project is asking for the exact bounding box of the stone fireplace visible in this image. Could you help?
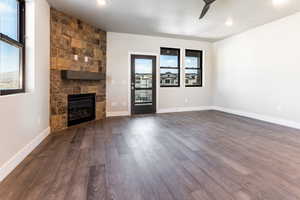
[50,8,106,132]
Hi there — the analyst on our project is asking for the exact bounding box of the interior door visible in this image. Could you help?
[131,55,156,115]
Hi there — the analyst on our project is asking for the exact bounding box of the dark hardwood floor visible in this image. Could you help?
[2,110,300,200]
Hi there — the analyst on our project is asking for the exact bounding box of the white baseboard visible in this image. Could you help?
[212,106,300,130]
[157,106,213,114]
[0,127,50,182]
[107,111,130,117]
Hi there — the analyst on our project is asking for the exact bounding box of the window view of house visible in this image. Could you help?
[134,59,153,104]
[185,50,202,87]
[0,0,25,94]
[160,48,180,87]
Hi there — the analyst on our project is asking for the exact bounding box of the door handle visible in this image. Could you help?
[131,86,134,90]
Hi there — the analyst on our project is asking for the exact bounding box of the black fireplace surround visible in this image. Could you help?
[68,93,96,126]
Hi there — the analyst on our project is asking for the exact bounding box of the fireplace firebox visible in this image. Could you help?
[68,93,96,126]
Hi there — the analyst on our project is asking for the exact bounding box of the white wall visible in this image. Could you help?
[213,12,300,127]
[107,32,213,115]
[0,0,50,181]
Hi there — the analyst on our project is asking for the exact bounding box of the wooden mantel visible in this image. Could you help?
[61,70,105,81]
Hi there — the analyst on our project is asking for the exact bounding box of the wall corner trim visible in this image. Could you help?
[0,127,50,182]
[212,106,300,130]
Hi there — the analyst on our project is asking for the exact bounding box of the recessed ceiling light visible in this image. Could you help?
[225,18,233,27]
[97,0,107,6]
[272,0,289,6]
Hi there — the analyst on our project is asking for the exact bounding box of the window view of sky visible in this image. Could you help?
[0,0,18,39]
[135,59,152,74]
[134,56,198,74]
[0,41,19,73]
[185,69,199,74]
[160,68,178,74]
[160,55,178,67]
[185,56,198,68]
[0,0,20,89]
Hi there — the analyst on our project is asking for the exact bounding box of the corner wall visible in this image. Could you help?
[213,12,300,127]
[0,0,50,181]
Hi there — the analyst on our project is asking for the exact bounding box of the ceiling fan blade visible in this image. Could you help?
[204,0,216,4]
[199,3,210,19]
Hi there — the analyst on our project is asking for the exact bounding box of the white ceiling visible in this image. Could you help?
[47,0,300,42]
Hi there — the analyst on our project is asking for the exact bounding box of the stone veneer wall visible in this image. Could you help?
[50,8,106,132]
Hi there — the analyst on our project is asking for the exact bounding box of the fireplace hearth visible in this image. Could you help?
[68,93,96,126]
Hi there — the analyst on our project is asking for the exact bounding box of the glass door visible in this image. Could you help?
[131,55,156,114]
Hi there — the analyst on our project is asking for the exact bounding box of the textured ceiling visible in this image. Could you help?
[47,0,300,42]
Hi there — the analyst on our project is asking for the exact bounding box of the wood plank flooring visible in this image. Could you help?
[2,110,300,200]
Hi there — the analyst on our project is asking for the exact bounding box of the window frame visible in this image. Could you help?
[160,47,181,88]
[184,49,203,88]
[0,0,26,96]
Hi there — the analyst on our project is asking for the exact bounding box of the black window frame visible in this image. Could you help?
[160,47,180,88]
[184,49,203,88]
[0,0,26,96]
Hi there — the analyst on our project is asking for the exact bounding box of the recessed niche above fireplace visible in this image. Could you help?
[68,93,96,126]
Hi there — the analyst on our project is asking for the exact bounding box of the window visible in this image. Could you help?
[0,0,25,95]
[160,47,180,87]
[185,49,202,87]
